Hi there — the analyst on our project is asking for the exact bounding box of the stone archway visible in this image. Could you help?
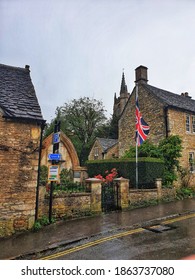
[41,131,80,171]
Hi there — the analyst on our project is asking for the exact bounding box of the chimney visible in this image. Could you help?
[135,65,148,84]
[181,92,191,98]
[25,65,30,71]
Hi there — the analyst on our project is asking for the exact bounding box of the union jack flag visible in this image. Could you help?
[136,95,150,146]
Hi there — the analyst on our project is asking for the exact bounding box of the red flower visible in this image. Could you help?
[94,168,118,183]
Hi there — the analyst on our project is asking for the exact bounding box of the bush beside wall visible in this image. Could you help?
[86,158,164,188]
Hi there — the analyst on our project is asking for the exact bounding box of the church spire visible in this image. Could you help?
[120,70,128,95]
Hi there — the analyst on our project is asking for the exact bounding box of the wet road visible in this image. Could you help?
[41,213,195,260]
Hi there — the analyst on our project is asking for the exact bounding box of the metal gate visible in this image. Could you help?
[101,181,120,212]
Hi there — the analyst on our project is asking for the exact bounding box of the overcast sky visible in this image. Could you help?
[1,0,195,122]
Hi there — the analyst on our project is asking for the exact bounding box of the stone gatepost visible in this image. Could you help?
[156,178,162,200]
[114,178,129,209]
[85,178,102,212]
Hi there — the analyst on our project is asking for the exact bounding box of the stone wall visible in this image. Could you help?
[38,178,176,224]
[119,85,166,157]
[129,189,158,204]
[88,140,103,160]
[104,143,119,159]
[129,188,176,205]
[0,115,41,236]
[38,178,130,219]
[38,186,91,219]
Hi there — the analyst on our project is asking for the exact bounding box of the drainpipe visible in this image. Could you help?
[35,120,46,221]
[164,106,169,138]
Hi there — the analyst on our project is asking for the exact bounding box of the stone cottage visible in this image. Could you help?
[118,65,195,183]
[88,137,118,160]
[0,63,44,236]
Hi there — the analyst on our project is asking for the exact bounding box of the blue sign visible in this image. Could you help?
[53,132,60,144]
[48,153,61,161]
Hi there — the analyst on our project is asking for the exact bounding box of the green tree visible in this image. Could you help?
[123,140,161,158]
[44,97,107,165]
[158,135,182,186]
[109,113,119,139]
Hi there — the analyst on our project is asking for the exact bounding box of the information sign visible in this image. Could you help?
[48,153,61,161]
[53,132,60,144]
[48,165,60,181]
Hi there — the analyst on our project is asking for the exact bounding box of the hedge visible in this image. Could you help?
[86,158,164,188]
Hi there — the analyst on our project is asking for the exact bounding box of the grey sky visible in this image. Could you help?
[1,0,195,122]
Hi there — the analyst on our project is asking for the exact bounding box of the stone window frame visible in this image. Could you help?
[189,152,195,173]
[94,147,99,159]
[186,114,191,133]
[192,116,195,133]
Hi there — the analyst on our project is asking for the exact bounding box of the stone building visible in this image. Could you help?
[119,65,195,182]
[88,137,118,160]
[0,63,44,236]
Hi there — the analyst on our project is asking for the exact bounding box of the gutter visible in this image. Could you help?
[164,106,169,138]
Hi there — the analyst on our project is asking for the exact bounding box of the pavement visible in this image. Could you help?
[0,198,195,260]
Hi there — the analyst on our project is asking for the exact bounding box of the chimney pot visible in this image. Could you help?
[135,65,148,84]
[181,92,191,98]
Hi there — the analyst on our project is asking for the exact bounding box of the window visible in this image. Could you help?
[192,116,195,133]
[189,152,195,172]
[186,114,190,132]
[94,147,99,159]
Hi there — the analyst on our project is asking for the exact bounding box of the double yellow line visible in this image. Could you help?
[41,212,195,260]
[41,228,144,260]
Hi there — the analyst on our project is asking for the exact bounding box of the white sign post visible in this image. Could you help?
[48,165,59,182]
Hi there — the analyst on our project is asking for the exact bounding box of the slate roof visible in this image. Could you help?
[97,138,118,153]
[0,63,44,122]
[143,83,195,113]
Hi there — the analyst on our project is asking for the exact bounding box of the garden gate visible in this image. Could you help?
[101,181,120,212]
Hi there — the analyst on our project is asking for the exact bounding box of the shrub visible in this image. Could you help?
[176,187,195,200]
[60,168,73,185]
[122,136,183,187]
[86,158,164,188]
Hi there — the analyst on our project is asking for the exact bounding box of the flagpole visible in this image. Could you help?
[136,83,138,189]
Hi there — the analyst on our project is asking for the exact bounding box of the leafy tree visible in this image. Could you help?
[158,135,182,186]
[109,113,119,139]
[123,140,161,158]
[44,97,107,165]
[43,107,64,138]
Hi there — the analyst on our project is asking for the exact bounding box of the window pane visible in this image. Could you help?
[186,114,190,132]
[189,152,195,172]
[192,116,195,133]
